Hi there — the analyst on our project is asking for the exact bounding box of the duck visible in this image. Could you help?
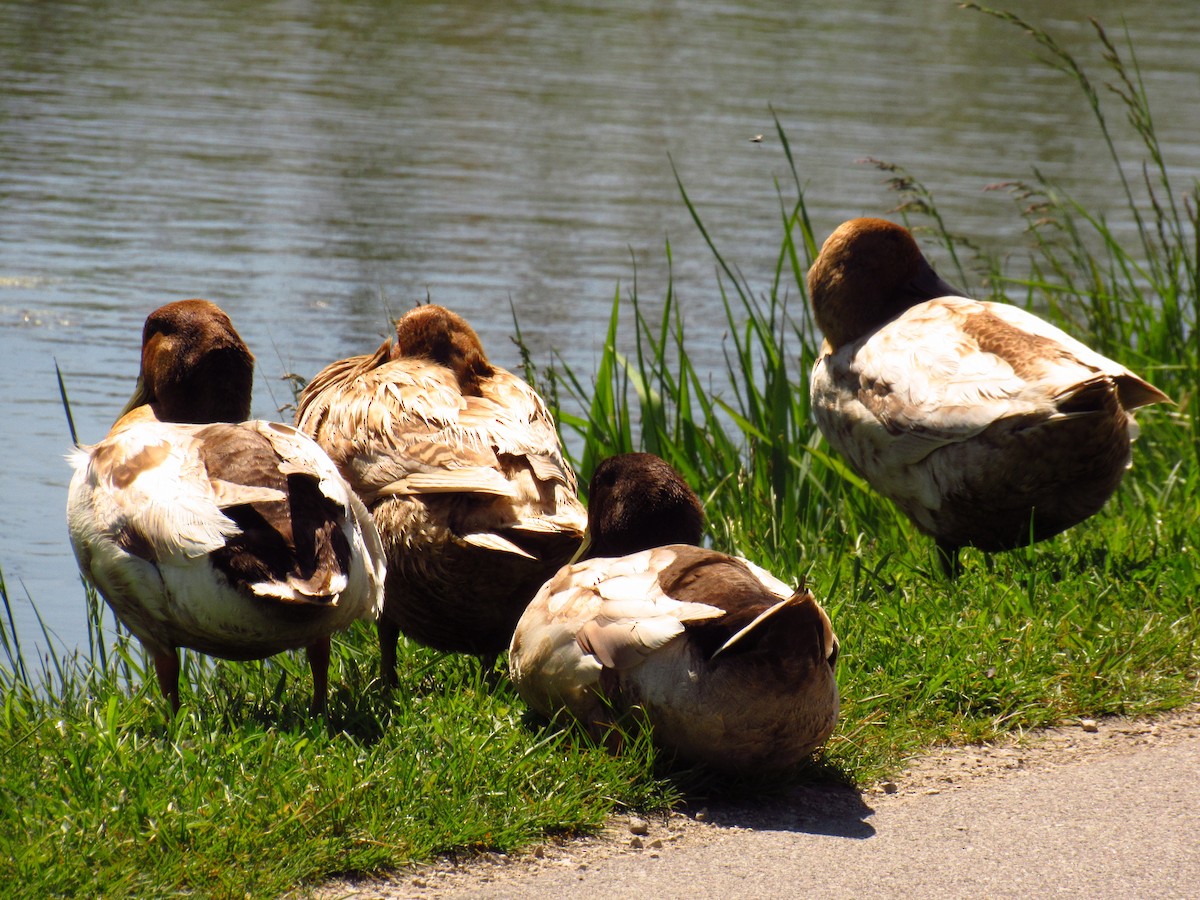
[66,299,386,714]
[294,304,587,682]
[508,452,839,774]
[807,217,1169,574]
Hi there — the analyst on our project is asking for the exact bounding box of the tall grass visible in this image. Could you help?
[2,8,1199,896]
[538,141,902,579]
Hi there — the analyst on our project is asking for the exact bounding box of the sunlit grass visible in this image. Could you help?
[0,576,676,897]
[2,8,1199,896]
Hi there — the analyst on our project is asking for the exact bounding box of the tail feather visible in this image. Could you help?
[1114,373,1170,411]
[711,588,831,663]
[1056,374,1169,417]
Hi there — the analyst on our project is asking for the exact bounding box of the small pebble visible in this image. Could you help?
[880,781,899,794]
[532,845,545,859]
[1080,719,1099,733]
[630,836,644,849]
[694,808,709,822]
[628,816,650,835]
[648,838,664,849]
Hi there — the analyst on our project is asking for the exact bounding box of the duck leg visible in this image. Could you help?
[935,539,962,579]
[477,652,502,689]
[306,636,331,716]
[378,616,401,688]
[152,648,181,712]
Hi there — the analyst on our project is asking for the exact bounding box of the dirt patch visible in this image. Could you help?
[868,705,1200,799]
[307,705,1200,899]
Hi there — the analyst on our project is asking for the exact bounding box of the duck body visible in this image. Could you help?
[511,545,838,772]
[68,412,383,659]
[66,300,385,712]
[508,453,839,773]
[294,305,586,673]
[808,218,1168,564]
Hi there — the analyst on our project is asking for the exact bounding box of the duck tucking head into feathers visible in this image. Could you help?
[807,218,1169,574]
[509,452,839,774]
[67,300,385,714]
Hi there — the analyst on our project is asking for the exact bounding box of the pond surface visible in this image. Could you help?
[2,0,1197,658]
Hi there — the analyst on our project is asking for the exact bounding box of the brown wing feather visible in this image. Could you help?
[654,545,796,659]
[297,355,577,502]
[194,424,350,602]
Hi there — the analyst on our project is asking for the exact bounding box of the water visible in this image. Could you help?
[2,0,1197,659]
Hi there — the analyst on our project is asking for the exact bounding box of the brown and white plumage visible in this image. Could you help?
[509,453,839,773]
[66,300,385,714]
[294,304,586,680]
[808,218,1169,572]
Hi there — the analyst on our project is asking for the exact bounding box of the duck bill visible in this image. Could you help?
[567,527,592,565]
[116,375,151,422]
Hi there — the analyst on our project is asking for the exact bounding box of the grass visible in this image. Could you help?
[3,8,1200,896]
[0,576,675,897]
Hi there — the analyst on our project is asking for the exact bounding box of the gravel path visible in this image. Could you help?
[312,706,1200,899]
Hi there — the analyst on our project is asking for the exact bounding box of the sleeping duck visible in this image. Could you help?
[294,304,587,682]
[66,300,385,714]
[508,452,839,774]
[808,217,1169,574]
